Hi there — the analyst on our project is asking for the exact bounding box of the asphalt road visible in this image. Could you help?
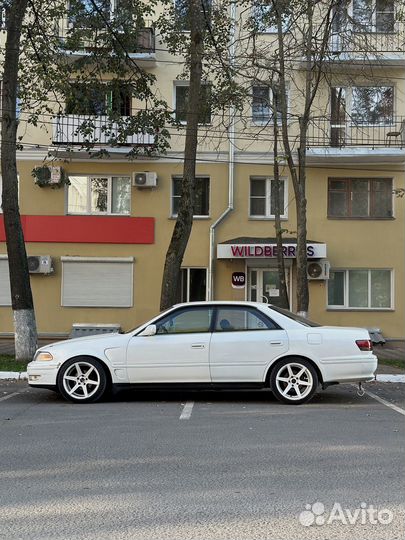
[0,381,404,540]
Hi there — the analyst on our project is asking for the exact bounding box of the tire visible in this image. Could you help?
[270,358,318,405]
[57,357,108,404]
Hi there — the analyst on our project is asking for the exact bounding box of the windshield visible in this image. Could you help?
[269,305,321,327]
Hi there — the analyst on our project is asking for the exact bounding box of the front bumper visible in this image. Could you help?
[27,361,59,387]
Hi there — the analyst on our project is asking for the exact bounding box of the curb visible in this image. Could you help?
[0,372,28,380]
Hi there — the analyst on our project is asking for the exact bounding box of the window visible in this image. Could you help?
[172,177,210,217]
[328,269,392,309]
[177,268,207,303]
[174,0,212,31]
[251,1,289,33]
[156,306,213,334]
[252,85,286,124]
[352,0,395,33]
[328,178,392,218]
[249,177,287,218]
[68,0,112,27]
[174,83,211,124]
[61,257,133,307]
[215,307,279,332]
[67,175,131,215]
[351,87,393,125]
[66,84,131,116]
[0,258,11,306]
[0,8,5,29]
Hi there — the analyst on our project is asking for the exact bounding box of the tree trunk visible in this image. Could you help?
[160,0,204,311]
[272,101,289,309]
[1,0,38,361]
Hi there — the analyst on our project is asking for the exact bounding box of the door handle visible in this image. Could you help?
[191,344,205,349]
[270,341,283,345]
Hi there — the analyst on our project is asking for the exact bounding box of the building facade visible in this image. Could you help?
[0,1,404,339]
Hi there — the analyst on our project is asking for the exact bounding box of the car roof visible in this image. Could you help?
[172,301,272,309]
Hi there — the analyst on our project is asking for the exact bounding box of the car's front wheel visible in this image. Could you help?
[270,358,318,405]
[57,357,108,403]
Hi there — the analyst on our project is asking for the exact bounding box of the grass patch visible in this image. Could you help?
[0,355,29,372]
[378,358,405,371]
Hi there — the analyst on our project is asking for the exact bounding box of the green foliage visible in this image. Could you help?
[31,166,70,188]
[3,0,172,158]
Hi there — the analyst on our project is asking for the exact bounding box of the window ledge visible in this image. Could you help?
[66,213,131,217]
[249,216,288,221]
[327,308,394,312]
[169,216,211,220]
[327,217,395,221]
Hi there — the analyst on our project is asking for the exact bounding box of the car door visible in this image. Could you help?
[209,306,289,382]
[126,305,213,383]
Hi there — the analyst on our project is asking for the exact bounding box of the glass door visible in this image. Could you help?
[248,268,290,308]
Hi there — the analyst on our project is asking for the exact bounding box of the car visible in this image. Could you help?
[27,301,377,405]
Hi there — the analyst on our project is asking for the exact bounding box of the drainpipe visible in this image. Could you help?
[207,1,236,301]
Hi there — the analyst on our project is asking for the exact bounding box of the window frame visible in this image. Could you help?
[251,2,289,34]
[351,0,396,34]
[173,81,212,126]
[179,267,208,302]
[327,177,393,219]
[327,268,394,310]
[66,174,132,216]
[249,176,288,219]
[349,85,394,126]
[171,176,210,218]
[155,305,214,335]
[213,306,281,332]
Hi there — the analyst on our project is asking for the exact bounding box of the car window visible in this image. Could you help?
[268,305,321,327]
[215,307,279,332]
[156,307,213,334]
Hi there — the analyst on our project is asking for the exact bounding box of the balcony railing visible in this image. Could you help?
[57,23,155,55]
[328,29,405,56]
[52,115,155,146]
[307,117,405,148]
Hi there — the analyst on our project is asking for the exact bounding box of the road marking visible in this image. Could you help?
[0,392,20,403]
[179,401,194,420]
[363,388,405,417]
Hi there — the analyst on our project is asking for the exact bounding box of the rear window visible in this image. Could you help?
[269,306,321,327]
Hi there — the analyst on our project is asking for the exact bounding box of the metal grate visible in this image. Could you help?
[69,323,121,339]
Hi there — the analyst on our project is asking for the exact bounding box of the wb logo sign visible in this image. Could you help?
[232,272,246,289]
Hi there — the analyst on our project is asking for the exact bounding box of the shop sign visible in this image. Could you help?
[218,243,326,259]
[232,272,246,288]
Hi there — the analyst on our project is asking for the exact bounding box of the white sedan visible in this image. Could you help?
[27,301,377,405]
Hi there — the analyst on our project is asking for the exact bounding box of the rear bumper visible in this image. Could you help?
[321,354,378,384]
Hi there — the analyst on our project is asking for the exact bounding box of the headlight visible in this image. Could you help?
[35,351,54,362]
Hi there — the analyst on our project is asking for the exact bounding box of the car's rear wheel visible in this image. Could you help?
[57,357,108,403]
[270,358,318,405]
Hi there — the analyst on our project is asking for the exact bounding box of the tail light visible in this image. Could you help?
[356,339,373,351]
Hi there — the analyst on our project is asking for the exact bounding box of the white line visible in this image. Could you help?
[363,389,405,417]
[179,401,194,420]
[0,392,20,403]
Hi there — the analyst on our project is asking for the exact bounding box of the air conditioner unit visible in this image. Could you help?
[132,172,158,188]
[28,256,53,275]
[307,260,330,280]
[49,166,62,184]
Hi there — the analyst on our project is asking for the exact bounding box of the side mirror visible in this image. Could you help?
[138,324,157,337]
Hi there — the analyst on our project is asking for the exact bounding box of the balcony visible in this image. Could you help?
[52,115,155,147]
[326,28,405,65]
[57,23,156,66]
[306,116,405,163]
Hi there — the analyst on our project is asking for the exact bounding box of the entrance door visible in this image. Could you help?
[248,268,290,308]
